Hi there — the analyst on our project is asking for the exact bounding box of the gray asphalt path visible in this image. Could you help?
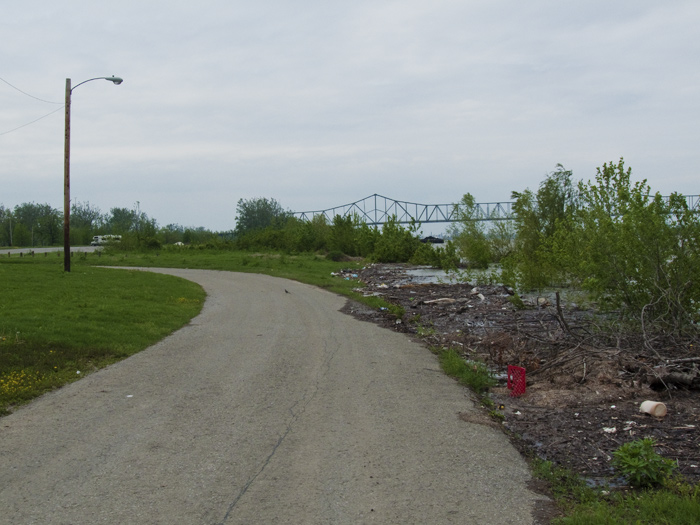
[0,269,544,524]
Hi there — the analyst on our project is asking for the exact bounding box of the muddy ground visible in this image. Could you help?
[338,264,700,486]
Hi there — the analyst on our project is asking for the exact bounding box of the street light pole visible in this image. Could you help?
[63,76,123,272]
[63,78,71,272]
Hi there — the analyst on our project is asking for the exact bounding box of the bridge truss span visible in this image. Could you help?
[292,193,699,226]
[293,194,513,226]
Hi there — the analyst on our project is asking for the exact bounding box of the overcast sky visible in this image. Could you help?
[2,1,699,231]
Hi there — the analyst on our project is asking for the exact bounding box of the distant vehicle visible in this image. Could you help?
[90,235,122,246]
[420,236,444,244]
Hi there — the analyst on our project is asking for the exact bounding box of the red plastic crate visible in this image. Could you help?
[507,365,526,397]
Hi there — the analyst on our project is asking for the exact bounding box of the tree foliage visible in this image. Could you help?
[447,193,492,269]
[563,159,700,332]
[234,197,291,237]
[508,164,579,289]
[503,158,700,336]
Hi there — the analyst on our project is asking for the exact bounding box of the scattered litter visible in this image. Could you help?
[126,395,133,398]
[76,371,81,375]
[603,427,617,433]
[640,400,667,417]
[424,298,456,305]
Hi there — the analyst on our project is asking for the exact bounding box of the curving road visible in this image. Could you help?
[0,269,545,524]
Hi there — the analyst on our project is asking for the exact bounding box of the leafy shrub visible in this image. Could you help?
[409,242,440,266]
[613,437,676,488]
[371,217,421,263]
[564,159,700,333]
[448,193,492,269]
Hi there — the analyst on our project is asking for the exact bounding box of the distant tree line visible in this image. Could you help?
[0,201,216,249]
[231,197,459,267]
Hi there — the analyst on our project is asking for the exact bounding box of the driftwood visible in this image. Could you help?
[649,367,700,388]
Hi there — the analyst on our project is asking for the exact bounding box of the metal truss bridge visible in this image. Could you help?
[292,193,700,226]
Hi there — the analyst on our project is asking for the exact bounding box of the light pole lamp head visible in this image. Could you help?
[106,76,123,85]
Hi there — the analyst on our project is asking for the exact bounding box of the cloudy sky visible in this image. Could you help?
[2,1,699,231]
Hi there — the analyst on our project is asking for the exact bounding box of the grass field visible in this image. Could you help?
[0,258,205,414]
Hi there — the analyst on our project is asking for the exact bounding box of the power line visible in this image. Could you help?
[0,76,63,104]
[0,106,64,137]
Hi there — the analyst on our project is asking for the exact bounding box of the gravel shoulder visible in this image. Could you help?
[0,269,548,524]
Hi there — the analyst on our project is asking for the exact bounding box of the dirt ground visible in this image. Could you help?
[338,263,700,486]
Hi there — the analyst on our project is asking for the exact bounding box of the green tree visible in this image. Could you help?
[487,220,515,263]
[107,207,137,234]
[160,223,184,245]
[447,193,491,269]
[328,215,357,255]
[372,217,421,263]
[566,159,700,333]
[508,165,578,289]
[234,197,291,237]
[13,202,62,246]
[71,201,105,245]
[0,206,12,246]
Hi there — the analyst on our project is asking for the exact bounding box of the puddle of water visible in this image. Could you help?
[395,266,590,310]
[403,266,503,285]
[403,267,460,284]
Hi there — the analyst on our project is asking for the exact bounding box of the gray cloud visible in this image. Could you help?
[2,1,699,231]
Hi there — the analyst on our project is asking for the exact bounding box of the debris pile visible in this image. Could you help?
[339,264,700,483]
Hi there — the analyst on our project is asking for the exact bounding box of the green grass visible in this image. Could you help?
[83,247,364,295]
[437,347,496,394]
[0,258,205,415]
[532,458,700,525]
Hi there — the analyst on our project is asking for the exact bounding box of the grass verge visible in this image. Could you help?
[532,457,700,524]
[436,347,496,394]
[0,258,205,415]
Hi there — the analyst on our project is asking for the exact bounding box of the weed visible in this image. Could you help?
[531,458,598,507]
[438,348,495,394]
[415,323,436,337]
[531,456,700,524]
[612,438,676,488]
[488,410,505,421]
[481,397,495,409]
[508,293,527,310]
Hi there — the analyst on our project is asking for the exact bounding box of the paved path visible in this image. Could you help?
[0,269,545,524]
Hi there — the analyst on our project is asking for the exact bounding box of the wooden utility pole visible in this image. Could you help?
[63,78,71,272]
